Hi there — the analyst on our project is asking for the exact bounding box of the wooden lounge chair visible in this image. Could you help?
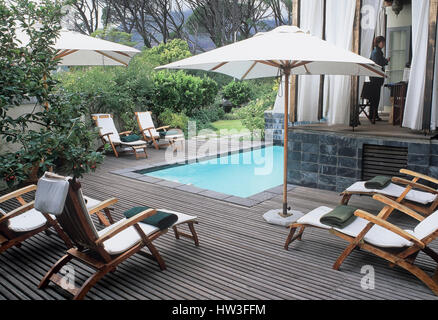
[92,113,148,159]
[0,184,72,253]
[135,111,184,150]
[0,185,118,254]
[38,173,199,300]
[284,194,438,295]
[341,169,438,216]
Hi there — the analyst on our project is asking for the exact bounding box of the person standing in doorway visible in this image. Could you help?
[369,36,390,124]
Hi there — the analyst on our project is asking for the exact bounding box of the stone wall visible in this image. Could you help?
[287,128,438,192]
[264,111,286,144]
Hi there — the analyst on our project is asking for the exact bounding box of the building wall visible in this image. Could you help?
[287,128,437,192]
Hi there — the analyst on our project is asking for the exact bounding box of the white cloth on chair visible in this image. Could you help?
[345,181,437,205]
[34,174,70,216]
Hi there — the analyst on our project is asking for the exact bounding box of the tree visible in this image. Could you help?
[265,0,293,26]
[0,0,104,187]
[91,27,137,47]
[64,0,105,35]
[103,0,187,48]
[186,0,242,47]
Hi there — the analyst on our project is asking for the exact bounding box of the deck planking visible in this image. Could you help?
[0,139,437,300]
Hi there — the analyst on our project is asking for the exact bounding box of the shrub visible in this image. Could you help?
[150,71,218,117]
[0,0,104,188]
[147,39,192,65]
[222,81,252,106]
[236,90,276,139]
[157,110,189,133]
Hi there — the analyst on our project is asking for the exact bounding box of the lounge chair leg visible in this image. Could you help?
[74,268,109,300]
[96,211,111,227]
[423,247,438,264]
[51,222,73,248]
[188,222,199,246]
[172,226,180,239]
[341,194,352,205]
[284,227,297,250]
[103,208,115,225]
[144,239,166,271]
[297,226,305,240]
[39,254,73,289]
[333,243,357,270]
[396,260,438,296]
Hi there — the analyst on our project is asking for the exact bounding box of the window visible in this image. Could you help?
[386,26,411,83]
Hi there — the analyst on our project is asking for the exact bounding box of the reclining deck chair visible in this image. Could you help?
[38,173,199,300]
[0,184,117,254]
[0,184,72,254]
[92,114,148,159]
[284,193,438,295]
[135,111,184,150]
[341,169,438,216]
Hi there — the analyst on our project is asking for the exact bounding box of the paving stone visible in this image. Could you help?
[155,180,184,188]
[198,190,231,200]
[248,192,278,202]
[175,184,205,194]
[225,196,258,207]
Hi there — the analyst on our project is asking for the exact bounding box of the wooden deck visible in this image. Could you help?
[1,140,437,300]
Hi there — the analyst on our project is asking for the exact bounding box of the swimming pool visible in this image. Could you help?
[144,146,283,198]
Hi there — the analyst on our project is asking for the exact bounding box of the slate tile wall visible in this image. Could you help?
[286,129,438,192]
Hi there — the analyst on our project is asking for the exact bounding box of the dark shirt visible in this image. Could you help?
[370,47,389,69]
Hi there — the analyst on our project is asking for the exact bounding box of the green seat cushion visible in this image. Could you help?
[320,205,358,229]
[123,206,178,230]
[159,130,180,138]
[365,175,391,190]
[121,134,141,143]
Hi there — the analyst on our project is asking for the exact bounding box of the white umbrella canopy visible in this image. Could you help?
[157,25,384,217]
[16,29,140,66]
[157,26,384,79]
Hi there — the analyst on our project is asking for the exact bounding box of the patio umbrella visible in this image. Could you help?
[16,29,140,66]
[157,26,384,218]
[16,28,140,110]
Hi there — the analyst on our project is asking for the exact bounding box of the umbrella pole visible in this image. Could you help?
[282,68,291,216]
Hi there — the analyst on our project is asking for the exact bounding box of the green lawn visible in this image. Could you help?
[211,120,246,134]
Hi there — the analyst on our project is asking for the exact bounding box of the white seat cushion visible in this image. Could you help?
[83,196,101,209]
[137,112,159,138]
[298,206,413,248]
[97,210,197,255]
[296,206,332,229]
[8,208,47,232]
[346,181,437,205]
[120,140,147,147]
[92,114,122,144]
[413,210,438,240]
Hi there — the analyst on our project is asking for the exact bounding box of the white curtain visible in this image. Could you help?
[359,0,384,91]
[430,18,438,130]
[323,0,357,125]
[403,0,429,130]
[296,0,324,122]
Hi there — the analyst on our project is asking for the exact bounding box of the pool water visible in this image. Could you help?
[145,146,284,198]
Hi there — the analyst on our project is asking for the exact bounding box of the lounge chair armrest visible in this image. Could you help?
[119,131,132,136]
[100,132,113,138]
[355,209,425,248]
[0,201,35,224]
[392,177,438,195]
[88,197,118,216]
[156,126,170,131]
[372,194,425,222]
[141,127,156,133]
[400,169,438,186]
[96,208,157,244]
[0,184,37,204]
